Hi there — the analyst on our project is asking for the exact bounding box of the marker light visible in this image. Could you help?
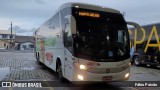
[79,64,86,70]
[78,75,84,80]
[125,73,130,78]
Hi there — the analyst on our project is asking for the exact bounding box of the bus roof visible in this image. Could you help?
[58,2,120,14]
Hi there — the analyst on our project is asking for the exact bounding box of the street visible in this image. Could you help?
[0,51,160,90]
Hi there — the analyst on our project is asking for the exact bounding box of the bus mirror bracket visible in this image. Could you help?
[127,21,142,38]
[65,15,77,34]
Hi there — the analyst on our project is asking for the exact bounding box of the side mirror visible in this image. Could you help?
[65,15,77,34]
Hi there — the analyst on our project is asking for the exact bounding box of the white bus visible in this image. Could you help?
[34,3,140,81]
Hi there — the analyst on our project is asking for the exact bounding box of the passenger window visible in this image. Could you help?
[49,13,60,30]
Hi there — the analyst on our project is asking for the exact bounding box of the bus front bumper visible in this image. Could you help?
[71,67,130,81]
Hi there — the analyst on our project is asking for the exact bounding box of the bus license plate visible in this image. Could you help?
[102,76,113,81]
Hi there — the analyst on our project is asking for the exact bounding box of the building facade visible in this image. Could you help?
[0,30,16,49]
[15,36,34,50]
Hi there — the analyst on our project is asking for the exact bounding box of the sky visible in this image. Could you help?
[0,0,160,36]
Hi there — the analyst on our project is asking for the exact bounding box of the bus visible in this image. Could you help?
[34,2,141,81]
[129,23,160,67]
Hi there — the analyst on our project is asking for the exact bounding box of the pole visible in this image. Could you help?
[10,22,12,48]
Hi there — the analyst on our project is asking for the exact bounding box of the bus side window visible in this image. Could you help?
[50,13,60,30]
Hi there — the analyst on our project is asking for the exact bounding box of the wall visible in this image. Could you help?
[0,40,10,49]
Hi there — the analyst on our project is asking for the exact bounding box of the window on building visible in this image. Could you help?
[2,34,7,39]
[22,45,27,50]
[29,44,34,48]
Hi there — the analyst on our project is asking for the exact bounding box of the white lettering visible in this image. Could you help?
[12,83,27,87]
[28,83,42,87]
[145,83,157,87]
[135,83,144,86]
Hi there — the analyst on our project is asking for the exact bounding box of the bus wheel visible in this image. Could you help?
[57,62,65,82]
[37,52,42,65]
[133,56,141,66]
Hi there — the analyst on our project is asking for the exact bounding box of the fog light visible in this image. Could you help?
[125,73,129,78]
[78,75,84,80]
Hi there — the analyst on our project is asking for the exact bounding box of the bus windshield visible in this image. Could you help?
[73,8,130,62]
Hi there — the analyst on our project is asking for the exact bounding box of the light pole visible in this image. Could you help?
[10,22,13,48]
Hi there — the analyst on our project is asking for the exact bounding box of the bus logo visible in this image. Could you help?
[46,52,53,65]
[106,69,110,73]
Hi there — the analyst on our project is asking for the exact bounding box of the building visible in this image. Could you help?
[0,30,16,49]
[15,36,34,50]
[0,39,10,50]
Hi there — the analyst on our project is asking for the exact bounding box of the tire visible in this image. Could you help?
[133,56,141,66]
[37,52,42,65]
[57,62,65,82]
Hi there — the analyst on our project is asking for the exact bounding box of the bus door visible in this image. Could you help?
[63,18,74,80]
[64,48,74,80]
[64,15,77,80]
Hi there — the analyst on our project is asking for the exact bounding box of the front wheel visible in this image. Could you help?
[37,52,42,65]
[57,63,65,82]
[133,56,141,66]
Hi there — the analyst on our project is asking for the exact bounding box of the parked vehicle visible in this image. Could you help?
[129,23,160,67]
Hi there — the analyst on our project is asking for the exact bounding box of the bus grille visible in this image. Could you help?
[86,65,129,74]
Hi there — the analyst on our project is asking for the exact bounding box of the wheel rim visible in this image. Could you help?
[134,57,140,65]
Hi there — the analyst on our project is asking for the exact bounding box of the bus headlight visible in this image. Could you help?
[79,64,87,70]
[125,73,130,78]
[73,61,87,70]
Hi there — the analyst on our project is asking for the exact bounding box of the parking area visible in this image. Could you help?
[0,51,56,81]
[0,51,160,90]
